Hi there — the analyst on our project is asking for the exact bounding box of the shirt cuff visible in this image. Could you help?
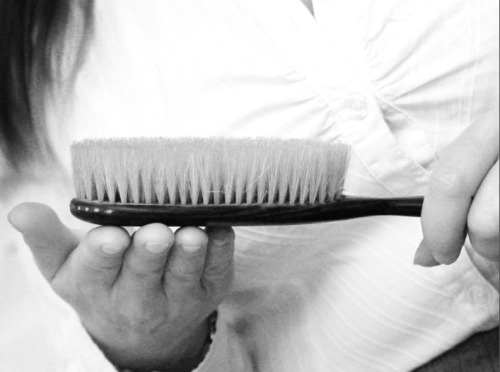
[193,308,253,372]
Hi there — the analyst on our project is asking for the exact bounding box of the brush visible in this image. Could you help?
[70,137,423,227]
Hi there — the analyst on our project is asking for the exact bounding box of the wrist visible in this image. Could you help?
[166,311,218,371]
[115,312,217,372]
[164,319,210,372]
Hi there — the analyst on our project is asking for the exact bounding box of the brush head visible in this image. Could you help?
[71,137,350,206]
[70,137,351,226]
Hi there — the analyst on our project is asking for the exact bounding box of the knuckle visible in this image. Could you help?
[165,278,204,300]
[53,281,78,303]
[80,249,120,272]
[23,237,53,251]
[202,266,234,297]
[429,166,469,198]
[202,279,232,301]
[204,258,234,278]
[123,261,164,279]
[165,266,201,283]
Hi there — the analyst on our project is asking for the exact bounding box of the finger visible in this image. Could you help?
[419,121,499,265]
[468,162,499,261]
[164,227,208,297]
[117,224,175,291]
[413,243,440,268]
[203,227,235,295]
[63,226,130,289]
[8,203,80,281]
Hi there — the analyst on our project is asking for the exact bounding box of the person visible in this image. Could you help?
[1,0,498,371]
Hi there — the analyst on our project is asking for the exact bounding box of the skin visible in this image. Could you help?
[300,0,314,14]
[414,117,499,277]
[8,203,235,372]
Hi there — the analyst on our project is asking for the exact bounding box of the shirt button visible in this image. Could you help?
[348,94,367,110]
[344,93,368,119]
[465,285,494,307]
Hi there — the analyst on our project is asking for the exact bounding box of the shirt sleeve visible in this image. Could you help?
[193,310,253,372]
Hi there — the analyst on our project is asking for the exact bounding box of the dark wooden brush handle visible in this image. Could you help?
[70,196,424,227]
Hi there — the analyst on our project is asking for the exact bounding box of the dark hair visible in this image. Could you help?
[0,0,93,173]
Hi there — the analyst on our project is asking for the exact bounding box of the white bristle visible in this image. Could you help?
[70,137,351,206]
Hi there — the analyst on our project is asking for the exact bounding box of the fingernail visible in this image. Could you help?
[211,239,228,247]
[181,244,202,253]
[101,244,125,255]
[145,243,171,254]
[414,242,441,267]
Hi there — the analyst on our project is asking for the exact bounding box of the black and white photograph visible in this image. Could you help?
[0,0,498,371]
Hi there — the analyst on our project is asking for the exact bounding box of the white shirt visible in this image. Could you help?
[1,0,498,371]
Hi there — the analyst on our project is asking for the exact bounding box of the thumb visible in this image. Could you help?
[8,202,81,281]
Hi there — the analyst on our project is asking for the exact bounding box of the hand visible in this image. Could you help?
[414,118,499,269]
[8,203,235,371]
